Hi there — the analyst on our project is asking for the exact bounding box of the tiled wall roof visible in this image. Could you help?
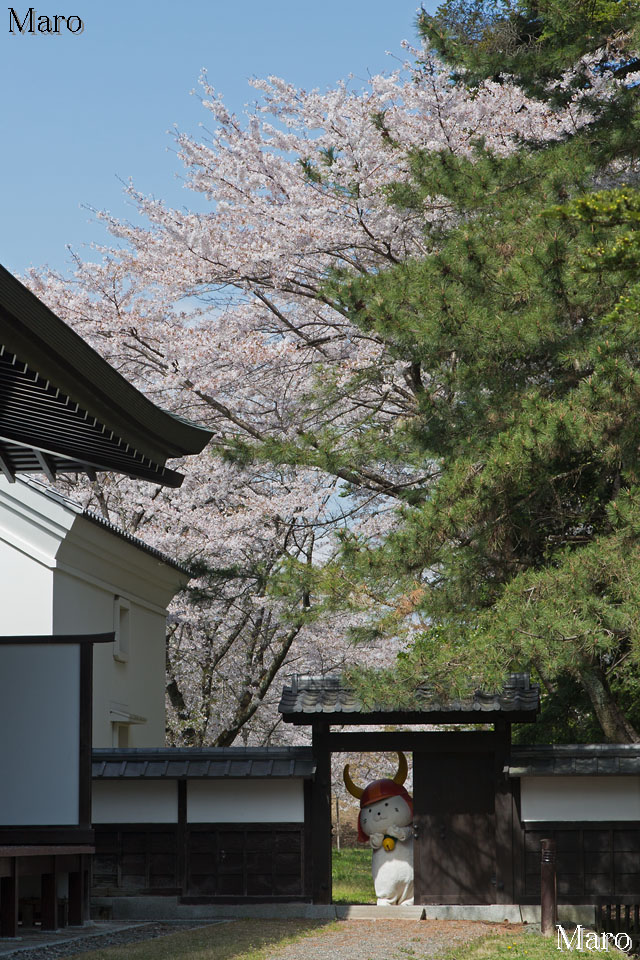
[92,746,315,779]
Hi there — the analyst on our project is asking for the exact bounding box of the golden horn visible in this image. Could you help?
[343,763,364,799]
[393,751,408,786]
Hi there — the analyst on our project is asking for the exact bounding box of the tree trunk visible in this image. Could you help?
[573,663,640,743]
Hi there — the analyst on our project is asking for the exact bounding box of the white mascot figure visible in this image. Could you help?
[344,752,414,906]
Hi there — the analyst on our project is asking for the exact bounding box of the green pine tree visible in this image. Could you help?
[219,3,640,741]
[310,7,640,742]
[419,0,640,99]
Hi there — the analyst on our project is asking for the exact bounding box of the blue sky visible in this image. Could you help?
[1,1,436,276]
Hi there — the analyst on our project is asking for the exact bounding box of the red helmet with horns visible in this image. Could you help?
[343,752,413,843]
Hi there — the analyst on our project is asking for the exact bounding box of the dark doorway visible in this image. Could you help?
[413,749,498,904]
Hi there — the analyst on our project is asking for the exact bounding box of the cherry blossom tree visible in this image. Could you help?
[25,41,608,744]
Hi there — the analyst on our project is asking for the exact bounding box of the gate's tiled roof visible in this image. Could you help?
[278,673,540,724]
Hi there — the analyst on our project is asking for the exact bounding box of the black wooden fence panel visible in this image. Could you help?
[93,823,307,901]
[596,903,640,952]
[522,824,640,904]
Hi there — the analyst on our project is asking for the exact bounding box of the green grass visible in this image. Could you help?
[454,932,557,960]
[451,930,628,960]
[331,845,375,903]
[64,919,335,960]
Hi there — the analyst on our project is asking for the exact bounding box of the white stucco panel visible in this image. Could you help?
[521,776,640,821]
[92,781,178,823]
[0,538,52,634]
[187,779,305,823]
[0,644,79,825]
[53,571,167,748]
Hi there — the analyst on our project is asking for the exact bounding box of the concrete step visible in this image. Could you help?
[92,897,596,925]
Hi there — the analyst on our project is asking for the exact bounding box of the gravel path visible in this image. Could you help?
[0,917,522,960]
[0,921,219,960]
[267,919,521,960]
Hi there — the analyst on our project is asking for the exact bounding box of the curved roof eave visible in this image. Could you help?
[0,265,212,466]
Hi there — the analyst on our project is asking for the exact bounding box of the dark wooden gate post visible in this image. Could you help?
[494,722,514,904]
[311,721,332,904]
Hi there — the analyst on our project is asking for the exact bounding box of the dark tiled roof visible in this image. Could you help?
[92,747,315,780]
[0,265,212,487]
[278,673,540,724]
[507,744,640,777]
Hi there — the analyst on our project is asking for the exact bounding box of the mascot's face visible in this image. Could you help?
[360,794,412,837]
[344,752,414,843]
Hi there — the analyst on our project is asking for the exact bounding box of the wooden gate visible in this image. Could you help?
[413,746,502,904]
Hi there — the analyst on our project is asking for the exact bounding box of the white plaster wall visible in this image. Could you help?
[0,537,52,634]
[0,644,79,824]
[53,570,166,747]
[187,780,305,823]
[57,515,186,611]
[0,478,72,574]
[92,781,178,823]
[521,776,640,821]
[0,479,184,751]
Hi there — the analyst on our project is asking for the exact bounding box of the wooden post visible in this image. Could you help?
[78,644,94,829]
[311,722,332,904]
[177,780,187,897]
[493,722,513,904]
[41,861,59,931]
[303,779,314,900]
[83,858,90,923]
[540,838,557,937]
[0,860,18,938]
[69,855,85,926]
[335,796,341,852]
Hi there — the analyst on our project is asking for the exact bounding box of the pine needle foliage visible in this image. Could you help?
[321,62,640,741]
[419,0,640,99]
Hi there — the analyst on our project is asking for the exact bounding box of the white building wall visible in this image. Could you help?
[92,781,177,823]
[187,780,305,823]
[0,537,52,634]
[53,569,167,747]
[0,477,179,750]
[521,776,640,821]
[0,644,79,825]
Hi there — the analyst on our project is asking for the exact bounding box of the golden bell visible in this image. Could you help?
[382,836,395,852]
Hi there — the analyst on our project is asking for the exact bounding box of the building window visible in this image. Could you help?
[113,597,130,663]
